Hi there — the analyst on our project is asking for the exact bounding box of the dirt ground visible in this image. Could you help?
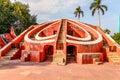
[0,60,120,80]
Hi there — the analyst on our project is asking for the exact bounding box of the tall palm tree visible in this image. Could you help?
[74,6,84,20]
[90,0,108,27]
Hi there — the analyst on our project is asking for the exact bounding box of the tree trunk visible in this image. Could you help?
[98,10,101,27]
[78,13,80,20]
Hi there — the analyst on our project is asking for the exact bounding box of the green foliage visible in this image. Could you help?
[74,6,84,20]
[90,0,108,16]
[90,0,108,26]
[0,0,37,34]
[112,33,120,45]
[0,0,15,33]
[104,29,111,34]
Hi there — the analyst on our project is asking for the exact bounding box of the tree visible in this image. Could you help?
[104,29,110,34]
[12,1,37,34]
[74,6,84,20]
[90,0,108,27]
[29,15,37,25]
[112,33,120,45]
[0,0,37,34]
[0,0,16,33]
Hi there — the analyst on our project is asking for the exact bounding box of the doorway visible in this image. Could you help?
[67,45,76,63]
[44,45,53,61]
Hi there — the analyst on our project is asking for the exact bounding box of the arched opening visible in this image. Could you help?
[44,45,53,61]
[67,45,76,63]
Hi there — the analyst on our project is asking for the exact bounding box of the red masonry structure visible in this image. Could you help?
[0,19,120,65]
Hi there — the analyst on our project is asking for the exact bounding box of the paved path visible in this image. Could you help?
[0,60,120,80]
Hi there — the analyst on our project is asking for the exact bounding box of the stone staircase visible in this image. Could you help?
[53,19,67,65]
[107,52,120,64]
[1,48,19,60]
[57,19,66,43]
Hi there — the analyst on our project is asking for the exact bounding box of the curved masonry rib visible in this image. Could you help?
[24,21,60,44]
[67,21,91,41]
[35,21,59,40]
[66,20,103,45]
[24,19,102,45]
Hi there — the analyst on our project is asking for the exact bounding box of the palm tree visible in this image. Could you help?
[74,6,84,20]
[90,0,108,27]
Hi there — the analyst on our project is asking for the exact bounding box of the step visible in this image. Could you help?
[108,54,119,56]
[6,48,18,55]
[111,58,120,61]
[108,58,120,63]
[93,58,100,62]
[109,57,120,60]
[1,56,11,60]
[94,61,103,65]
[109,56,120,58]
[1,48,19,60]
[93,58,103,65]
[57,19,66,43]
[109,60,120,63]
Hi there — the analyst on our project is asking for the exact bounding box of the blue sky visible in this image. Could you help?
[11,0,120,35]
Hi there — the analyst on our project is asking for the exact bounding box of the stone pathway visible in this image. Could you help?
[0,60,120,80]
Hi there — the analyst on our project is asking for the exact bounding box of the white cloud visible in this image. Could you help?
[29,0,58,14]
[11,0,90,14]
[28,0,91,22]
[11,0,91,22]
[29,0,80,14]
